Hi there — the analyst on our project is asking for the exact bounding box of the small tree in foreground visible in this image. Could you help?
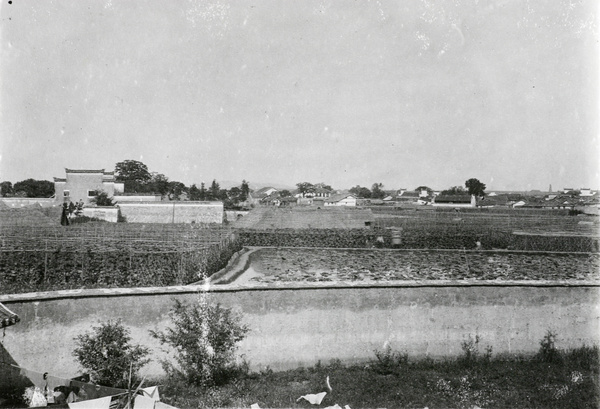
[151,299,249,387]
[73,320,150,388]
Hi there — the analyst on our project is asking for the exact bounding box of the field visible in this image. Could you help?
[1,208,598,293]
[243,248,600,284]
[0,223,239,294]
[236,207,600,252]
[371,207,599,237]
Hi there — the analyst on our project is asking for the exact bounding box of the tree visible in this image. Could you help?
[207,180,221,201]
[296,182,315,197]
[189,184,201,201]
[441,186,467,196]
[13,179,54,197]
[279,189,291,198]
[315,182,333,191]
[149,172,170,196]
[240,180,250,202]
[150,300,249,387]
[199,182,207,201]
[73,320,150,388]
[168,181,187,200]
[0,181,13,197]
[465,178,486,197]
[371,183,385,199]
[228,187,242,200]
[349,185,372,198]
[90,191,115,207]
[415,186,433,194]
[115,160,152,193]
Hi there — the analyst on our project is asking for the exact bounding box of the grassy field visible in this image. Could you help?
[155,344,600,409]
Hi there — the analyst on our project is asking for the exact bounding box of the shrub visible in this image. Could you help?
[537,330,561,363]
[151,299,249,387]
[460,334,492,366]
[373,344,408,375]
[73,320,150,388]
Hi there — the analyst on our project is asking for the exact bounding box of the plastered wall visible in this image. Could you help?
[1,285,598,379]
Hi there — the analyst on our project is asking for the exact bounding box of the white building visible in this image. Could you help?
[324,194,357,207]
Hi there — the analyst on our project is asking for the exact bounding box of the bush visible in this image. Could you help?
[151,299,249,387]
[73,320,150,388]
[460,334,492,366]
[537,330,562,363]
[373,344,408,375]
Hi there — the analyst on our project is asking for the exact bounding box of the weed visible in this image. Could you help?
[537,330,562,363]
[373,344,408,375]
[460,334,493,366]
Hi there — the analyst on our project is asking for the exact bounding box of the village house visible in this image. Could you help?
[324,193,357,207]
[53,169,124,205]
[432,195,476,207]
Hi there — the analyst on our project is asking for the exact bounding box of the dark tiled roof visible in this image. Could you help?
[0,303,20,328]
[325,193,356,203]
[65,169,105,174]
[435,195,472,203]
[53,177,66,182]
[399,191,420,198]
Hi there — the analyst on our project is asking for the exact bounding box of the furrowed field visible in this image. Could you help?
[0,223,240,294]
[1,207,598,294]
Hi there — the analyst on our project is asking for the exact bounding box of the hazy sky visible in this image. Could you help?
[0,0,598,191]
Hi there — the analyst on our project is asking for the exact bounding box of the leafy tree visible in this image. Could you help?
[189,184,201,201]
[150,300,249,387]
[349,185,372,198]
[115,160,152,193]
[199,182,207,201]
[441,186,467,196]
[315,182,333,191]
[228,187,242,200]
[240,180,250,202]
[168,181,187,200]
[296,182,315,197]
[371,183,385,199]
[465,178,486,197]
[91,191,115,207]
[208,180,221,201]
[13,179,54,197]
[279,189,292,198]
[415,186,433,194]
[0,181,13,197]
[149,172,170,196]
[73,320,150,388]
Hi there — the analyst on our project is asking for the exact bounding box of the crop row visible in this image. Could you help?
[247,248,600,283]
[0,239,242,295]
[237,228,599,252]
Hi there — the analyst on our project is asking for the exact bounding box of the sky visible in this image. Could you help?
[0,0,598,192]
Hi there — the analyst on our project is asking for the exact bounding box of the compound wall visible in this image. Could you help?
[118,202,223,224]
[0,284,598,379]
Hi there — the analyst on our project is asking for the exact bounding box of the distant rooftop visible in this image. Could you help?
[65,168,114,175]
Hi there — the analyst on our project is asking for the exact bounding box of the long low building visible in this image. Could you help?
[118,201,224,224]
